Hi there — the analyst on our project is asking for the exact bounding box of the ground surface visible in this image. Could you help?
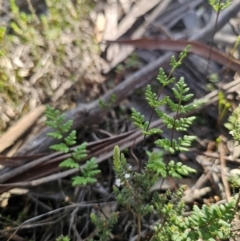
[1,0,240,240]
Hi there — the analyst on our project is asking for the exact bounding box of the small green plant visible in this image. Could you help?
[154,198,235,241]
[217,91,231,125]
[208,0,231,11]
[56,235,70,241]
[89,212,118,241]
[110,46,237,241]
[45,105,100,186]
[44,45,238,241]
[224,105,240,143]
[225,104,240,191]
[0,0,97,133]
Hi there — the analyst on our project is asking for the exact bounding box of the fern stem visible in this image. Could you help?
[170,99,181,150]
[140,85,165,170]
[137,214,141,241]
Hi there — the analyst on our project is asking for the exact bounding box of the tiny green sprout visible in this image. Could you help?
[98,99,107,109]
[225,105,240,143]
[209,73,219,83]
[208,0,231,11]
[56,235,70,241]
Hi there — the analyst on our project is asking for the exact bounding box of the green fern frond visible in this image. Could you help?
[59,158,80,168]
[47,131,63,139]
[181,199,236,240]
[208,0,231,11]
[156,68,175,86]
[45,106,100,186]
[143,128,162,135]
[145,85,158,107]
[155,138,175,153]
[179,45,191,60]
[170,45,191,70]
[50,143,69,153]
[179,102,199,113]
[82,158,100,177]
[155,135,196,154]
[155,109,191,131]
[225,105,240,143]
[174,116,196,131]
[72,142,88,160]
[64,130,77,146]
[60,120,73,133]
[166,98,199,114]
[72,176,96,186]
[72,158,100,186]
[167,160,196,178]
[172,78,193,102]
[174,135,196,151]
[131,108,148,131]
[146,151,167,177]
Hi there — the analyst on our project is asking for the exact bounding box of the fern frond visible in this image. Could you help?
[157,68,175,86]
[170,55,180,69]
[155,109,175,129]
[181,199,236,240]
[208,0,231,11]
[72,142,88,160]
[72,176,97,186]
[225,105,240,143]
[174,116,196,131]
[82,158,100,177]
[50,143,69,153]
[166,98,179,112]
[146,151,167,177]
[155,135,196,153]
[155,138,175,153]
[172,77,193,102]
[145,85,158,107]
[64,130,77,146]
[167,160,196,178]
[131,108,148,131]
[170,45,191,70]
[70,158,100,186]
[174,135,196,152]
[47,131,63,139]
[59,158,80,168]
[60,119,73,133]
[143,128,162,135]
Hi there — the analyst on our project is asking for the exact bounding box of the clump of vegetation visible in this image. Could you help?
[45,105,100,186]
[0,0,98,132]
[47,46,237,241]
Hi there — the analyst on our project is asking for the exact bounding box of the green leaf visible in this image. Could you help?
[64,130,77,146]
[47,131,63,139]
[72,176,97,186]
[60,119,73,133]
[59,158,79,168]
[50,143,69,153]
[82,158,100,177]
[131,108,148,131]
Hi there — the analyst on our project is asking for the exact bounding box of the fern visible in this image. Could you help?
[155,135,196,154]
[111,44,236,241]
[45,105,100,186]
[89,212,118,241]
[157,68,175,86]
[225,104,240,143]
[131,108,149,131]
[208,0,231,11]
